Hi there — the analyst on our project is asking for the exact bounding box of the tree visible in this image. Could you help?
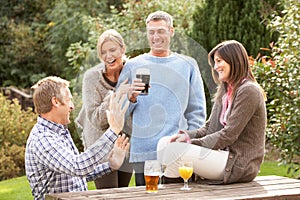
[44,0,114,81]
[0,0,123,88]
[252,0,299,176]
[0,0,55,88]
[190,0,280,56]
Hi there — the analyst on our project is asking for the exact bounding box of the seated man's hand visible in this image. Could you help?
[108,134,130,171]
[106,90,130,134]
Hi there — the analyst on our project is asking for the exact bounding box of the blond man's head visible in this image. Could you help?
[32,76,69,114]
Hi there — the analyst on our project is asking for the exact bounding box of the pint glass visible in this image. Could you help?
[136,68,150,95]
[144,160,160,193]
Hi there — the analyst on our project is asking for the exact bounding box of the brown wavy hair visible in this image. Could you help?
[208,40,266,102]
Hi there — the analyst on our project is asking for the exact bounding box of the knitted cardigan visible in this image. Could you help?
[75,63,114,150]
[188,81,267,184]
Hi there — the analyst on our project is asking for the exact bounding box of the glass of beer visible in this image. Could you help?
[178,160,193,190]
[136,68,150,95]
[144,160,160,193]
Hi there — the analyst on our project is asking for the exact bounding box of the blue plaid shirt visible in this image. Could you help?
[25,116,117,200]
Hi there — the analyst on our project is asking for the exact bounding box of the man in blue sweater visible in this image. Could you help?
[117,10,206,186]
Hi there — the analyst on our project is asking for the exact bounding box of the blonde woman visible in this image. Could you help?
[76,29,132,189]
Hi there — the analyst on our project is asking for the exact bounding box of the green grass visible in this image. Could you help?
[0,161,298,200]
[258,161,298,177]
[0,176,32,200]
[0,175,135,200]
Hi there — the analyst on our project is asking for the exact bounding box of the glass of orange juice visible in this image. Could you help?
[178,160,193,190]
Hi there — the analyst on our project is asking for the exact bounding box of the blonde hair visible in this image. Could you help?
[146,11,173,28]
[96,29,125,60]
[31,76,69,114]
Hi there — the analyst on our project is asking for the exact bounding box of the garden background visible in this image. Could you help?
[0,0,299,199]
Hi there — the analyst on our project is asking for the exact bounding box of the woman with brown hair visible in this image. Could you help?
[158,40,267,184]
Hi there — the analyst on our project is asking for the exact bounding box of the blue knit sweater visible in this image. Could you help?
[117,53,206,162]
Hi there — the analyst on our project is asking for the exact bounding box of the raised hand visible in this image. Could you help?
[108,134,130,171]
[106,90,130,134]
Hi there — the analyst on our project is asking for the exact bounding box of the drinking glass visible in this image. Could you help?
[136,68,150,95]
[158,163,166,188]
[178,160,193,190]
[144,160,161,193]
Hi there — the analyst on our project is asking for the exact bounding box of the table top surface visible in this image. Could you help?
[45,175,300,200]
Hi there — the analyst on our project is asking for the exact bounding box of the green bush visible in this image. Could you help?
[0,0,56,88]
[0,93,36,180]
[44,0,111,82]
[252,0,299,177]
[0,0,118,88]
[0,91,84,181]
[0,143,25,180]
[190,0,280,56]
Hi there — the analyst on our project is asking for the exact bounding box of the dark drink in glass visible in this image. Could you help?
[136,68,150,95]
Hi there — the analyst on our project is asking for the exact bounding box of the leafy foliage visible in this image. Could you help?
[190,0,281,56]
[0,0,120,88]
[0,0,56,88]
[44,0,113,82]
[0,21,54,88]
[0,93,36,180]
[0,143,25,180]
[252,0,299,177]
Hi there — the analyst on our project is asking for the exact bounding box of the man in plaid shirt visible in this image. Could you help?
[25,76,130,200]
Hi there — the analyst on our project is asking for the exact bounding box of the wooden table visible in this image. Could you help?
[45,176,300,200]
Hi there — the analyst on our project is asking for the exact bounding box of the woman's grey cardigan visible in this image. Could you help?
[75,63,114,150]
[189,81,267,184]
